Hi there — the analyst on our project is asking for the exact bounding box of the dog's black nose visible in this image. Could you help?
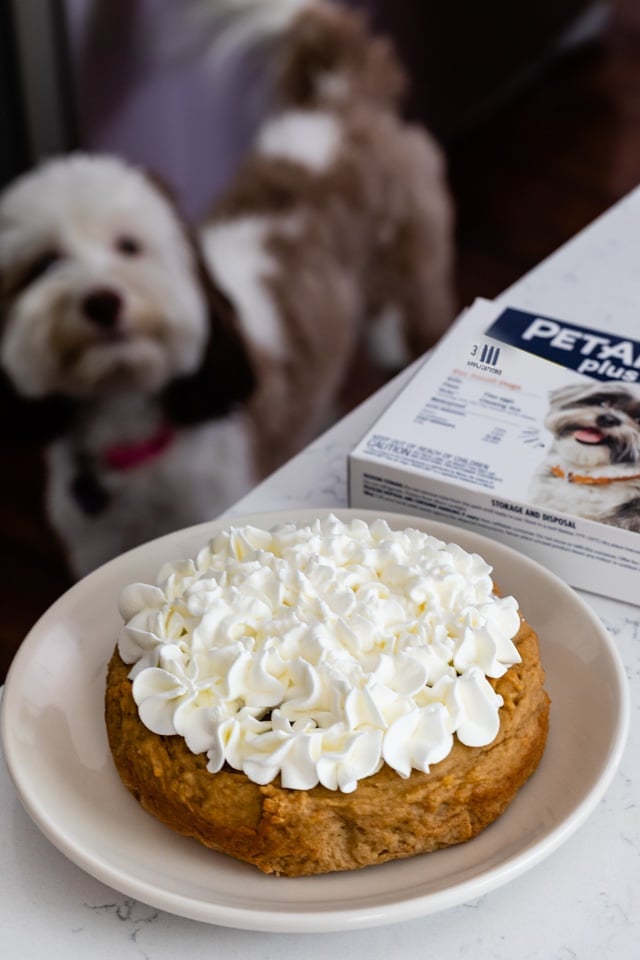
[596,412,621,428]
[82,289,122,329]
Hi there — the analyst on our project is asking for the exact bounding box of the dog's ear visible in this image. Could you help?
[0,366,74,445]
[548,383,589,408]
[139,176,256,425]
[161,244,256,425]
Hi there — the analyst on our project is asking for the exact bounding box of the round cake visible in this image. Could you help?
[105,515,550,876]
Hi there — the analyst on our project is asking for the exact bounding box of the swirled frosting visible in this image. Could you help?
[118,515,522,793]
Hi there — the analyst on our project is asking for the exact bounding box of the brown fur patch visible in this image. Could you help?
[205,63,454,475]
[280,3,407,110]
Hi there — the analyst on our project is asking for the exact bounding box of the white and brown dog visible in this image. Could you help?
[0,0,454,577]
[530,380,640,531]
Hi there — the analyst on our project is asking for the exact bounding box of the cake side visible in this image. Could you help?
[105,615,549,877]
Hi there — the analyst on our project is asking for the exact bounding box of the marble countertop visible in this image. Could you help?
[2,191,640,958]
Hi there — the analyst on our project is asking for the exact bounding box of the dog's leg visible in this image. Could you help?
[365,126,456,365]
[392,134,456,359]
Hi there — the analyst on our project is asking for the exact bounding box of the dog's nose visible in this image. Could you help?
[596,412,621,428]
[82,289,122,329]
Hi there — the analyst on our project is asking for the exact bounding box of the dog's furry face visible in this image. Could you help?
[0,155,209,398]
[544,381,640,469]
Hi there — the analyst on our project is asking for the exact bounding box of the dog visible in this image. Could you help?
[530,380,640,531]
[0,0,454,578]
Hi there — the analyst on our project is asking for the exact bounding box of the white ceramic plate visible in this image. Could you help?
[0,509,629,933]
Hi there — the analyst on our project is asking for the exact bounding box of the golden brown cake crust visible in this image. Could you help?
[105,616,549,877]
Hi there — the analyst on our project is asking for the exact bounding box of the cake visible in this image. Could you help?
[105,515,550,876]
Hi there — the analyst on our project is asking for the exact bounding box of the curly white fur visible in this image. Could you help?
[0,154,256,576]
[0,155,208,397]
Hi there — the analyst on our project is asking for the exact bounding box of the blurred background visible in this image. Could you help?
[1,0,639,679]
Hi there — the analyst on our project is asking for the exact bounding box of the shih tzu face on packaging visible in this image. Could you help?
[0,154,209,398]
[531,380,640,531]
[543,381,640,470]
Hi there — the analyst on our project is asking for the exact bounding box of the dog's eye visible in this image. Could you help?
[115,235,142,256]
[582,394,624,409]
[20,249,61,287]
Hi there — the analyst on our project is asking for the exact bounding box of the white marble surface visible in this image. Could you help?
[3,190,640,957]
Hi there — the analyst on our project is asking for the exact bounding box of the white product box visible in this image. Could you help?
[349,298,640,603]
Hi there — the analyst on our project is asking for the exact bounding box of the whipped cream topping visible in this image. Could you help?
[118,515,522,793]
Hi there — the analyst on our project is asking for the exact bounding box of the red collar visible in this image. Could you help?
[550,464,640,486]
[103,423,176,471]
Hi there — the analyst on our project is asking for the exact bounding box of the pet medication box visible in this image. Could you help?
[349,298,640,604]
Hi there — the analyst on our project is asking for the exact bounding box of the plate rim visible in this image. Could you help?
[0,507,631,932]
